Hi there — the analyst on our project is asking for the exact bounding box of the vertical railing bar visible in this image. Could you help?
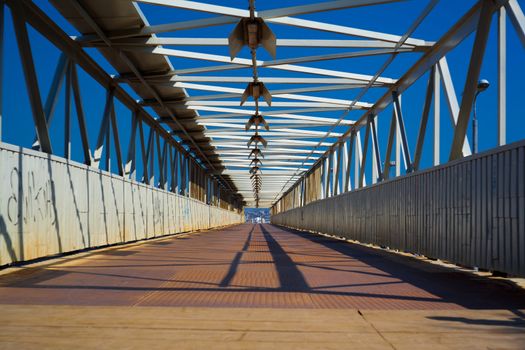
[383,110,396,180]
[414,66,435,171]
[125,109,138,179]
[64,61,71,160]
[370,114,383,182]
[109,100,124,176]
[359,119,371,188]
[70,64,92,165]
[498,6,507,146]
[433,66,440,166]
[93,89,113,168]
[392,91,413,172]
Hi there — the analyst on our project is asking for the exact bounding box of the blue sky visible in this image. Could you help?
[1,0,524,190]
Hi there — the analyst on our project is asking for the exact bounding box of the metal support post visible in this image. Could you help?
[355,131,365,189]
[71,64,92,165]
[125,110,138,179]
[64,61,71,159]
[138,117,149,183]
[498,6,506,146]
[370,114,383,182]
[12,2,52,153]
[433,66,440,166]
[414,66,435,171]
[392,91,413,173]
[359,118,371,188]
[110,103,124,176]
[0,1,4,142]
[323,155,329,199]
[344,132,354,192]
[94,89,114,168]
[449,0,494,161]
[383,110,396,179]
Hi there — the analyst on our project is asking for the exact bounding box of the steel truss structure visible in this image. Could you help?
[0,0,243,212]
[271,0,525,213]
[1,0,524,210]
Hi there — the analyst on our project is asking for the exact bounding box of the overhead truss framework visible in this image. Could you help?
[270,0,525,213]
[4,0,523,208]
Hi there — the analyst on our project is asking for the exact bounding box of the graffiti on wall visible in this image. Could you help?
[6,168,57,228]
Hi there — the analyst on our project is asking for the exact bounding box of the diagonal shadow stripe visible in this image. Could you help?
[219,224,255,287]
[260,225,310,291]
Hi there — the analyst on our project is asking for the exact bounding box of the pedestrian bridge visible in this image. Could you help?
[1,0,525,349]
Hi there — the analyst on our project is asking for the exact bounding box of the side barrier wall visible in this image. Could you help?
[272,140,525,277]
[0,143,243,266]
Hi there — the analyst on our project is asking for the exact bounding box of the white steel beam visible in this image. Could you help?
[145,82,372,106]
[211,139,333,146]
[212,145,325,154]
[186,84,380,101]
[190,107,353,123]
[135,0,404,19]
[137,47,396,83]
[205,130,343,137]
[178,101,368,108]
[155,76,388,85]
[99,37,425,49]
[96,1,426,48]
[198,122,346,128]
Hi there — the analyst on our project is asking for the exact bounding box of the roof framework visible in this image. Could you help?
[43,0,524,207]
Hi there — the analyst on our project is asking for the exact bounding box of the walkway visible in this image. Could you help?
[0,224,524,349]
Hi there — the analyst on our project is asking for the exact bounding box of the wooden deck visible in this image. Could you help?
[0,224,524,349]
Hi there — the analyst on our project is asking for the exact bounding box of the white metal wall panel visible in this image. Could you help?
[0,143,243,266]
[272,141,525,277]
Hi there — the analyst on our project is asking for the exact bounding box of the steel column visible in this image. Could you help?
[383,110,396,179]
[344,133,354,192]
[93,89,114,169]
[70,64,92,165]
[498,6,507,146]
[138,116,149,183]
[0,0,3,142]
[322,156,329,199]
[110,102,124,176]
[12,2,52,153]
[369,115,383,182]
[433,66,440,166]
[125,110,139,179]
[64,61,71,159]
[413,66,435,171]
[449,0,494,161]
[392,91,413,173]
[359,119,371,188]
[355,131,364,189]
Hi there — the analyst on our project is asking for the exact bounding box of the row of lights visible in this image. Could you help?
[228,0,276,207]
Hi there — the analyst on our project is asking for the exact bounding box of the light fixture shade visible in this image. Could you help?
[477,79,490,91]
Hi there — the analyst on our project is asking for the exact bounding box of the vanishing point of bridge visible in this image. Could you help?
[0,0,525,349]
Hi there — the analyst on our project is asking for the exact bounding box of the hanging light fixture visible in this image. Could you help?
[228,0,276,205]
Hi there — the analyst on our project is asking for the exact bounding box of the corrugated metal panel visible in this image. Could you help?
[0,143,243,266]
[272,141,525,277]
